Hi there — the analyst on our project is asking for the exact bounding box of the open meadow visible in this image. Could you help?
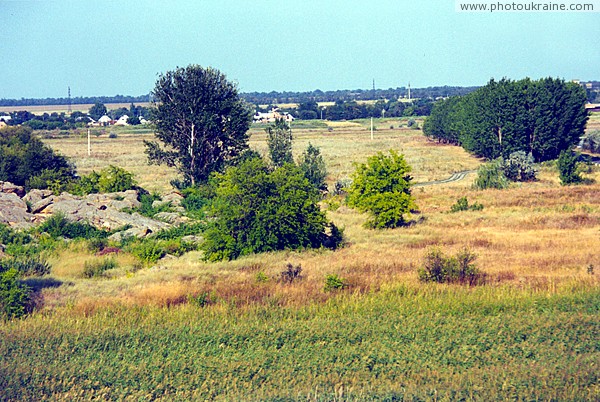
[1,119,599,400]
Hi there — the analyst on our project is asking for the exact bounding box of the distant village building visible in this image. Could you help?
[253,108,295,124]
[0,115,12,123]
[114,115,129,126]
[97,115,112,126]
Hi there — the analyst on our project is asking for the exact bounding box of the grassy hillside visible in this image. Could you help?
[1,120,598,400]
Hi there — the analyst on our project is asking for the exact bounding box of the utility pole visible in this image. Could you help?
[408,82,411,101]
[68,86,72,114]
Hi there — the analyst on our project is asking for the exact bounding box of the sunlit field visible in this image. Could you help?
[1,119,598,400]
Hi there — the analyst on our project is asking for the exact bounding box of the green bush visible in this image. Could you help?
[298,143,328,191]
[557,150,582,185]
[324,274,347,292]
[347,150,417,228]
[0,268,31,320]
[0,125,76,189]
[0,257,51,277]
[36,212,108,240]
[266,119,293,167]
[581,130,600,154]
[71,166,137,195]
[450,197,483,213]
[418,248,483,285]
[202,157,341,261]
[83,258,118,278]
[503,151,537,182]
[125,192,173,218]
[473,158,509,190]
[153,222,205,240]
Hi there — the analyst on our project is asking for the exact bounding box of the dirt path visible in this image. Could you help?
[413,170,477,187]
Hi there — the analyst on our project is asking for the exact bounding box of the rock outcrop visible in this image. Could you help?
[0,181,175,238]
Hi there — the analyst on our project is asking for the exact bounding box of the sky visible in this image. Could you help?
[1,0,599,99]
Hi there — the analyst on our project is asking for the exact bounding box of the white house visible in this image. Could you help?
[0,115,12,123]
[114,115,129,126]
[253,108,295,124]
[97,115,112,126]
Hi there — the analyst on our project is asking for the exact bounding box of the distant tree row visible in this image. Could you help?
[0,87,477,108]
[266,98,434,121]
[243,86,478,106]
[423,78,589,162]
[0,94,150,107]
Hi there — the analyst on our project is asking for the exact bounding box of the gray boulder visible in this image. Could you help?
[0,192,34,229]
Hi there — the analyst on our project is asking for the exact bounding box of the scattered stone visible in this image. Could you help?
[154,212,190,225]
[0,192,34,229]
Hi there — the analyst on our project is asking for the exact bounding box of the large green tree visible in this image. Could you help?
[202,157,339,261]
[145,65,252,185]
[88,102,107,121]
[266,118,293,168]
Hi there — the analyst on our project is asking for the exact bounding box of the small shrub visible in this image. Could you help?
[557,150,582,185]
[87,237,108,253]
[473,158,509,190]
[280,263,303,284]
[187,292,212,307]
[108,132,118,139]
[37,212,108,240]
[83,258,118,278]
[333,178,352,196]
[450,197,483,213]
[153,222,205,240]
[128,240,166,264]
[503,151,537,182]
[324,274,347,292]
[0,257,51,277]
[418,247,484,285]
[255,271,269,283]
[0,268,31,320]
[127,192,173,218]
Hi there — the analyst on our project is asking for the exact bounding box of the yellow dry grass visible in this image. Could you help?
[37,123,600,312]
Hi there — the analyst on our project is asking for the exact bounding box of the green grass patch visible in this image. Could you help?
[1,284,598,400]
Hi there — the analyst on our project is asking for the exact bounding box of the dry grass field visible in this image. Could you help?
[38,120,600,311]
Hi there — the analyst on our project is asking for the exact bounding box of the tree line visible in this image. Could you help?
[423,78,589,162]
[0,86,478,108]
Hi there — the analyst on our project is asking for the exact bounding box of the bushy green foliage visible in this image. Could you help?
[83,258,118,278]
[557,150,582,185]
[503,151,537,182]
[0,125,76,188]
[124,192,173,218]
[0,268,30,319]
[347,150,417,228]
[473,158,509,190]
[298,143,327,191]
[581,130,600,154]
[180,185,214,219]
[450,197,484,212]
[36,212,108,240]
[418,248,483,285]
[0,257,51,277]
[266,119,293,167]
[126,238,196,265]
[202,157,339,261]
[425,78,588,161]
[71,165,136,195]
[152,222,205,241]
[323,274,347,291]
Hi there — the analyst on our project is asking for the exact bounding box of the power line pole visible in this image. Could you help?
[68,86,72,114]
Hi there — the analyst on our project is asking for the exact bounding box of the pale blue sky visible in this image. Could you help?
[1,0,598,98]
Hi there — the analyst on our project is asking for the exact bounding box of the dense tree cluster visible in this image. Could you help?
[0,94,150,107]
[202,157,340,261]
[0,125,75,188]
[423,78,588,161]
